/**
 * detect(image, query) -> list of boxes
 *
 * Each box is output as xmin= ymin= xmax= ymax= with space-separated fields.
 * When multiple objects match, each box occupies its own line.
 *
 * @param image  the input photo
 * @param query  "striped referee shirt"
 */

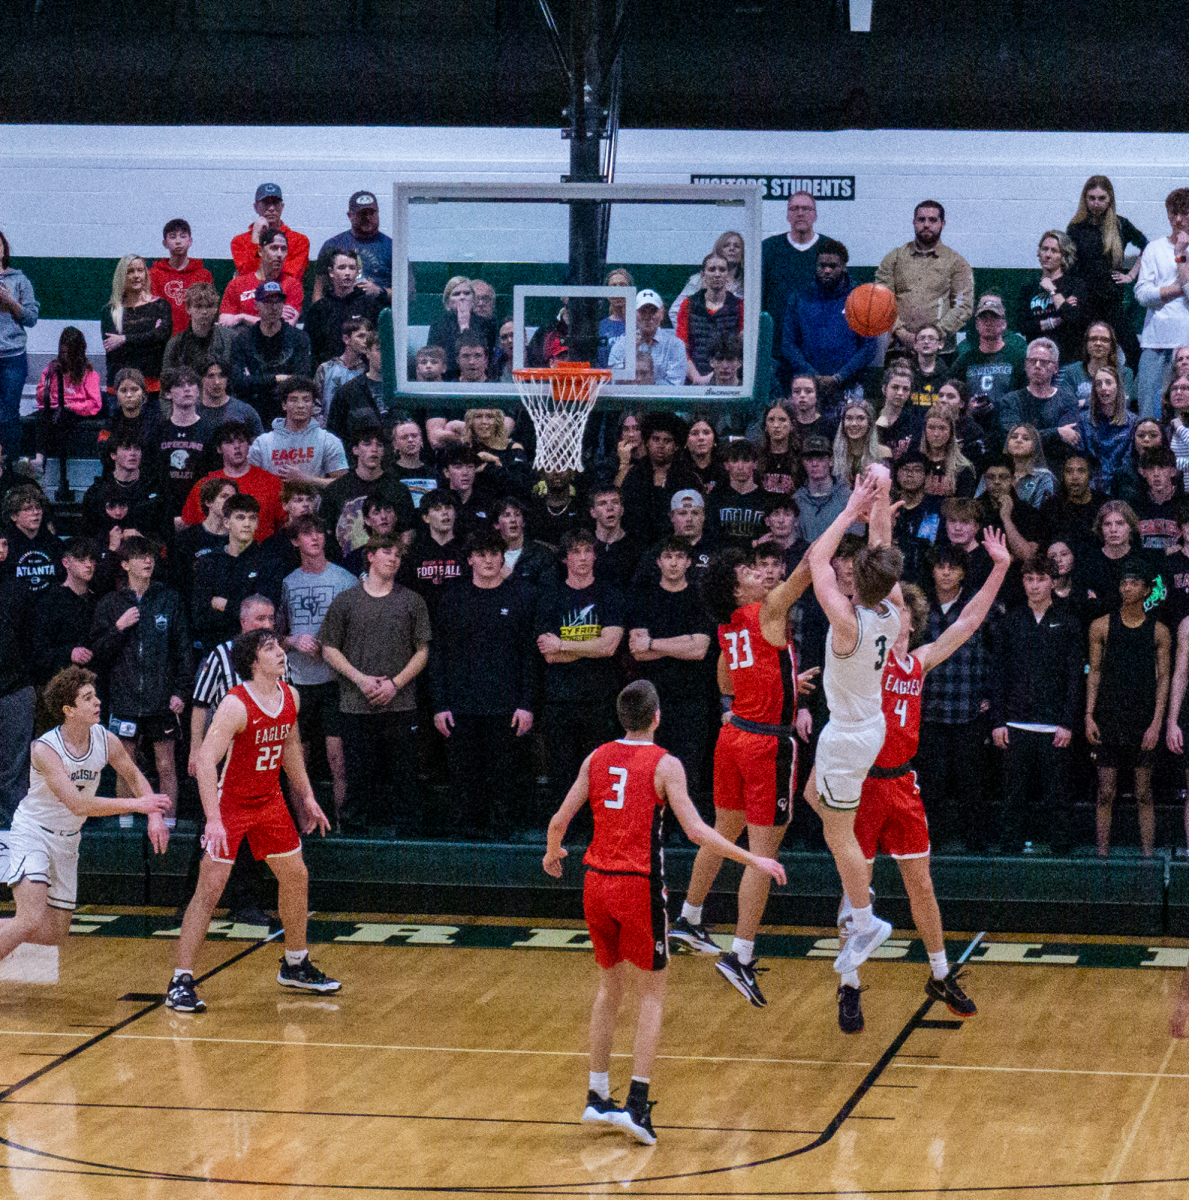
xmin=192 ymin=640 xmax=290 ymax=708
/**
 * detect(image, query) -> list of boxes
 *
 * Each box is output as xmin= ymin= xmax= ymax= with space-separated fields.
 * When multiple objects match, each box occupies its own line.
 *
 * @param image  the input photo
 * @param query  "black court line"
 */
xmin=917 ymin=1019 xmax=963 ymax=1029
xmin=0 ymin=929 xmax=280 ymax=1103
xmin=0 ymin=933 xmax=989 ymax=1193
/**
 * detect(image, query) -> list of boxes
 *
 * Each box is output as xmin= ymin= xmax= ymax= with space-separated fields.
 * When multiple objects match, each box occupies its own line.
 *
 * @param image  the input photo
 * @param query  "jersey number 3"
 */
xmin=874 ymin=635 xmax=888 ymax=671
xmin=724 ymin=629 xmax=754 ymax=670
xmin=606 ymin=767 xmax=628 ymax=809
xmin=255 ymin=744 xmax=283 ymax=772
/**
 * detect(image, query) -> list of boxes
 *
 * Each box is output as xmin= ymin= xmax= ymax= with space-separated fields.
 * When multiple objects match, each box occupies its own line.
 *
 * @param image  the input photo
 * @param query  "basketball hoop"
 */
xmin=513 ymin=363 xmax=611 ymax=473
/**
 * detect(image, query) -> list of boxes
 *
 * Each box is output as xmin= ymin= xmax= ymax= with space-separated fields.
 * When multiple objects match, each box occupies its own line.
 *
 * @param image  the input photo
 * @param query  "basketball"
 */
xmin=845 ymin=283 xmax=898 ymax=337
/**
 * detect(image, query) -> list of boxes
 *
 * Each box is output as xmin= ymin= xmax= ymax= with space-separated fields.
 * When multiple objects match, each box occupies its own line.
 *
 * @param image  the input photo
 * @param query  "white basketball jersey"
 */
xmin=824 ymin=601 xmax=901 ymax=725
xmin=18 ymin=725 xmax=109 ymax=835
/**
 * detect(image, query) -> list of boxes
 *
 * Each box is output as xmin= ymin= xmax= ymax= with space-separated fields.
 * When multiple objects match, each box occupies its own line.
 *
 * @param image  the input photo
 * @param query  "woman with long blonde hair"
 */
xmin=832 ymin=400 xmax=888 ymax=486
xmin=100 ymin=254 xmax=171 ymax=398
xmin=668 ymin=230 xmax=745 ymax=325
xmin=1066 ymin=175 xmax=1148 ymax=333
xmin=1001 ymin=423 xmax=1056 ymax=508
xmin=919 ymin=408 xmax=975 ymax=497
xmin=465 ymin=407 xmax=530 ymax=497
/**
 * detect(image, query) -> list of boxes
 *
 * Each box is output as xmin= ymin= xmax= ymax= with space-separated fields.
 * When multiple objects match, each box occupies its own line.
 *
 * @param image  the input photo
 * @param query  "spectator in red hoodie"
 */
xmin=229 ymin=183 xmax=310 ymax=285
xmin=149 ymin=220 xmax=213 ymax=336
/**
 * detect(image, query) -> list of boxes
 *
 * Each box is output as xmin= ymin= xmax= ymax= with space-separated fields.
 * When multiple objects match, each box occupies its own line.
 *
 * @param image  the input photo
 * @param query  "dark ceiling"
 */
xmin=0 ymin=0 xmax=1153 ymax=131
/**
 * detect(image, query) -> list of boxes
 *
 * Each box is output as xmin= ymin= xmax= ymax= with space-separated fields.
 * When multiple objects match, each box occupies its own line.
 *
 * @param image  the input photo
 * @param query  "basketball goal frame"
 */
xmin=390 ymin=180 xmax=764 ymax=406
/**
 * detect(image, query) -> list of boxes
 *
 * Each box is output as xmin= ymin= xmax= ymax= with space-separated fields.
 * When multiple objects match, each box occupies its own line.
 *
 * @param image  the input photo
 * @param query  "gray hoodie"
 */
xmin=248 ymin=417 xmax=348 ymax=480
xmin=0 ymin=267 xmax=38 ymax=358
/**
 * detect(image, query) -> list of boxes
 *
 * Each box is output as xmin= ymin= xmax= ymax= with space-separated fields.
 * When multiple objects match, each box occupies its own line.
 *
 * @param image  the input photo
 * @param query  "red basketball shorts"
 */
xmin=211 ymin=790 xmax=302 ymax=864
xmin=583 ymin=869 xmax=668 ymax=972
xmin=713 ymin=722 xmax=794 ymax=827
xmin=855 ymin=770 xmax=931 ymax=861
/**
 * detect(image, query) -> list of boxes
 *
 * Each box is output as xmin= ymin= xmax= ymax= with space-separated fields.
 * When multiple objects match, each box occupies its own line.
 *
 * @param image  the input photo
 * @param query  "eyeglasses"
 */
xmin=1025 ymin=357 xmax=1056 ymax=365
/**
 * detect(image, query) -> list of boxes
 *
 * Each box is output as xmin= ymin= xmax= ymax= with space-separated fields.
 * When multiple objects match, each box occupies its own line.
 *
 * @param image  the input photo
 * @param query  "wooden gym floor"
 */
xmin=0 ymin=910 xmax=1187 ymax=1197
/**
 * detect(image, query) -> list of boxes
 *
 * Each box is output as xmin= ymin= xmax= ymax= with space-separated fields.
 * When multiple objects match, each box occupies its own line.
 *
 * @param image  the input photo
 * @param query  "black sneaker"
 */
xmin=616 ymin=1100 xmax=657 ymax=1146
xmin=925 ymin=969 xmax=977 ymax=1017
xmin=165 ymin=973 xmax=206 ymax=1013
xmin=277 ymin=955 xmax=342 ymax=992
xmin=715 ymin=951 xmax=767 ymax=1007
xmin=581 ymin=1091 xmax=623 ymax=1128
xmin=668 ymin=916 xmax=719 ymax=955
xmin=837 ymin=984 xmax=865 ymax=1034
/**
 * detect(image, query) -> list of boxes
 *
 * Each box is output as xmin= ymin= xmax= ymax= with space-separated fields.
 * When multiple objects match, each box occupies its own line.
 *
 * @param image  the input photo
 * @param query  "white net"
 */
xmin=513 ymin=367 xmax=611 ymax=473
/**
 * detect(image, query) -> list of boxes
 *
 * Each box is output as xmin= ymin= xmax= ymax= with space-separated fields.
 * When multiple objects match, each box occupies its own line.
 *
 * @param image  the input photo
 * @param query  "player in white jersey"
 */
xmin=806 ymin=468 xmax=904 ymax=976
xmin=0 ymin=667 xmax=170 ymax=967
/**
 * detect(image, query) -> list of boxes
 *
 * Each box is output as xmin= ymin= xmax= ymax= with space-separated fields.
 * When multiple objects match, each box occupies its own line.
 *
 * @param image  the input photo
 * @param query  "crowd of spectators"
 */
xmin=3 ymin=175 xmax=1189 ymax=861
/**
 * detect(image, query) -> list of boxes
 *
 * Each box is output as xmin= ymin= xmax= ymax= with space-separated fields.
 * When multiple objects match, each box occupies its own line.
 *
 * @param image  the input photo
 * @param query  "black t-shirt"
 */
xmin=1132 ymin=490 xmax=1182 ymax=554
xmin=321 ymin=471 xmax=416 ymax=556
xmin=391 ymin=463 xmax=440 ymax=511
xmin=893 ymin=496 xmax=943 ymax=586
xmin=710 ymin=485 xmax=771 ymax=549
xmin=158 ymin=417 xmax=214 ymax=513
xmin=793 ymin=415 xmax=837 ymax=448
xmin=911 ymin=364 xmax=951 ymax=408
xmin=534 ymin=580 xmax=624 ymax=706
xmin=627 ymin=583 xmax=715 ymax=698
xmin=593 ymin=532 xmax=647 ymax=592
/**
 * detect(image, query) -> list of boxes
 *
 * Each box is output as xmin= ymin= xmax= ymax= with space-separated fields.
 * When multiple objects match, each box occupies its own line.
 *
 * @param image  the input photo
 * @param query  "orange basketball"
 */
xmin=845 ymin=283 xmax=898 ymax=338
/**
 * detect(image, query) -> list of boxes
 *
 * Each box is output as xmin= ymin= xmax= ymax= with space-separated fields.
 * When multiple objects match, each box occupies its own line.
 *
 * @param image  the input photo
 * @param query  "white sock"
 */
xmin=589 ymin=1070 xmax=610 ymax=1100
xmin=284 ymin=949 xmax=308 ymax=966
xmin=172 ymin=968 xmax=190 ymax=982
xmin=851 ymin=904 xmax=876 ymax=934
xmin=631 ymin=1075 xmax=650 ymax=1085
xmin=841 ymin=970 xmax=860 ymax=988
xmin=928 ymin=950 xmax=950 ymax=981
xmin=681 ymin=901 xmax=703 ymax=925
xmin=732 ymin=937 xmax=755 ymax=965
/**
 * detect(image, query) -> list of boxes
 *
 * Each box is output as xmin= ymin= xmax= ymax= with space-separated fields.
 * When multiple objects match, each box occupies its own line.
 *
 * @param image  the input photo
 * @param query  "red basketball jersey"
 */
xmin=874 ymin=652 xmax=923 ymax=769
xmin=718 ymin=602 xmax=798 ymax=726
xmin=218 ymin=681 xmax=297 ymax=809
xmin=584 ymin=740 xmax=668 ymax=878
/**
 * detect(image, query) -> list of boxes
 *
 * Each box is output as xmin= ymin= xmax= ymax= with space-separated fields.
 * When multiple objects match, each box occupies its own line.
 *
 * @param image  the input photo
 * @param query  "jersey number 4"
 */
xmin=255 ymin=744 xmax=283 ymax=772
xmin=724 ymin=629 xmax=754 ymax=670
xmin=893 ymin=697 xmax=909 ymax=727
xmin=606 ymin=767 xmax=628 ymax=809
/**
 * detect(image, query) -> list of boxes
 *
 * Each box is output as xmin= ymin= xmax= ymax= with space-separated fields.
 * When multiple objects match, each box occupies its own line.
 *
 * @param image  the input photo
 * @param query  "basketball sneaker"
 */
xmin=833 ymin=916 xmax=892 ymax=976
xmin=925 ymin=969 xmax=977 ymax=1017
xmin=715 ymin=952 xmax=767 ymax=1007
xmin=668 ymin=916 xmax=719 ymax=955
xmin=581 ymin=1091 xmax=623 ymax=1128
xmin=165 ymin=973 xmax=206 ymax=1013
xmin=277 ymin=955 xmax=342 ymax=992
xmin=615 ymin=1100 xmax=657 ymax=1146
xmin=836 ymin=984 xmax=865 ymax=1034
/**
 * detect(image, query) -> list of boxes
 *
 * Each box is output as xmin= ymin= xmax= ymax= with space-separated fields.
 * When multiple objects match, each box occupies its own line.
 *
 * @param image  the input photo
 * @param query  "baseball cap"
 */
xmin=255 ymin=183 xmax=283 ymax=203
xmin=802 ymin=435 xmax=832 ymax=457
xmin=349 ymin=191 xmax=378 ymax=212
xmin=255 ymin=280 xmax=286 ymax=303
xmin=635 ymin=289 xmax=664 ymax=310
xmin=670 ymin=489 xmax=705 ymax=510
xmin=1119 ymin=557 xmax=1152 ymax=585
xmin=975 ymin=294 xmax=1006 ymax=317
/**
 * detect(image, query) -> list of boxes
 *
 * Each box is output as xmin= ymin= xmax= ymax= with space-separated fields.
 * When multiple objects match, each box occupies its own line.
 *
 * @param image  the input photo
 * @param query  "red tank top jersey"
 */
xmin=218 ymin=681 xmax=297 ymax=808
xmin=874 ymin=652 xmax=924 ymax=769
xmin=584 ymin=740 xmax=669 ymax=878
xmin=718 ymin=602 xmax=798 ymax=726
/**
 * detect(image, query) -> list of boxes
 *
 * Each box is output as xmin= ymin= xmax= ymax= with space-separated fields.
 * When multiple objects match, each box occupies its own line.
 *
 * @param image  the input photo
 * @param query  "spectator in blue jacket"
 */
xmin=782 ymin=242 xmax=876 ymax=412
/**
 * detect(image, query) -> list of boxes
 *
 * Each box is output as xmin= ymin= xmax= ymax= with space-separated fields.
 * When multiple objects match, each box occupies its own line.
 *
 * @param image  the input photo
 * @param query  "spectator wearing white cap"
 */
xmin=230 ymin=183 xmax=310 ymax=285
xmin=607 ymin=290 xmax=689 ymax=387
xmin=315 ymin=191 xmax=398 ymax=303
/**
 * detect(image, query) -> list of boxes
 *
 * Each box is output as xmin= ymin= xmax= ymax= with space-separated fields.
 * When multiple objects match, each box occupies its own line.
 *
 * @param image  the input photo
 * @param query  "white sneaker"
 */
xmin=833 ymin=916 xmax=892 ymax=975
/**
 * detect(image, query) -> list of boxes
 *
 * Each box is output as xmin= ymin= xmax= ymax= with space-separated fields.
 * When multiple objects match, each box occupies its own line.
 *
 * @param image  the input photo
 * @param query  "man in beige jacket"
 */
xmin=876 ymin=200 xmax=974 ymax=354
